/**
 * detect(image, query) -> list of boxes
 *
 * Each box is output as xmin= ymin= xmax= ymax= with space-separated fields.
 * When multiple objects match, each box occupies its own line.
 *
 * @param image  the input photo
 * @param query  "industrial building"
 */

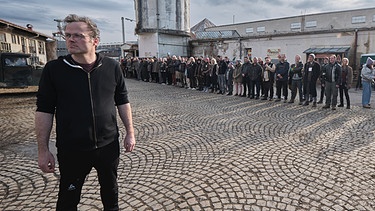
xmin=190 ymin=7 xmax=375 ymax=72
xmin=134 ymin=0 xmax=190 ymax=57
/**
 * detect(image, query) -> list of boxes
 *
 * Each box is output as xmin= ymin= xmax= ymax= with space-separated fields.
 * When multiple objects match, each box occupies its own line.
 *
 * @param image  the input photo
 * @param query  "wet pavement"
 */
xmin=1 ymin=80 xmax=375 ymax=210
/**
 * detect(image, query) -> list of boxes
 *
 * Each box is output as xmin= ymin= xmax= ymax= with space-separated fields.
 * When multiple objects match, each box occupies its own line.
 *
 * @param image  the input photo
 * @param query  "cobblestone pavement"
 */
xmin=1 ymin=80 xmax=375 ymax=210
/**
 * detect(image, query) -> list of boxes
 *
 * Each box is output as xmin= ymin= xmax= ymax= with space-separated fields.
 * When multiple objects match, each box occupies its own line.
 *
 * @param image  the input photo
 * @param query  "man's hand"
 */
xmin=124 ymin=133 xmax=135 ymax=152
xmin=38 ymin=150 xmax=55 ymax=173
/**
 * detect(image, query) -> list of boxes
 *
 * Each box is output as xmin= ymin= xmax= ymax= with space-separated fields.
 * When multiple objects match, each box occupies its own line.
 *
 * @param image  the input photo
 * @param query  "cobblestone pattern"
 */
xmin=1 ymin=80 xmax=375 ymax=210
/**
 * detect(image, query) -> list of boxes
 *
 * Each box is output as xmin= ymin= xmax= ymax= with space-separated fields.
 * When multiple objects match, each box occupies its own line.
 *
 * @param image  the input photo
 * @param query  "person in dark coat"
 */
xmin=302 ymin=54 xmax=321 ymax=107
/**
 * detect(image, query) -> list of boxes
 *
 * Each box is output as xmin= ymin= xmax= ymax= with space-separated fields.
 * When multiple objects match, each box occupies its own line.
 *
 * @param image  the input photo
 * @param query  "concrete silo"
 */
xmin=134 ymin=0 xmax=190 ymax=57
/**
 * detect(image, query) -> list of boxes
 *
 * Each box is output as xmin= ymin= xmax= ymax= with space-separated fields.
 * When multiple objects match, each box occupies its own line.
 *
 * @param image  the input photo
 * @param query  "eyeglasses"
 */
xmin=63 ymin=33 xmax=90 ymax=40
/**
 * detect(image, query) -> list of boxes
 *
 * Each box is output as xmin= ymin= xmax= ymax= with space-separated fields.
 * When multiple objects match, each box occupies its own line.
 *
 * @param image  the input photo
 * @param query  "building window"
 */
xmin=245 ymin=48 xmax=252 ymax=58
xmin=21 ymin=37 xmax=26 ymax=53
xmin=38 ymin=41 xmax=45 ymax=54
xmin=257 ymin=26 xmax=265 ymax=32
xmin=245 ymin=27 xmax=254 ymax=33
xmin=11 ymin=35 xmax=17 ymax=44
xmin=0 ymin=33 xmax=6 ymax=42
xmin=0 ymin=42 xmax=11 ymax=52
xmin=352 ymin=16 xmax=366 ymax=24
xmin=291 ymin=22 xmax=301 ymax=29
xmin=29 ymin=40 xmax=36 ymax=54
xmin=305 ymin=20 xmax=317 ymax=28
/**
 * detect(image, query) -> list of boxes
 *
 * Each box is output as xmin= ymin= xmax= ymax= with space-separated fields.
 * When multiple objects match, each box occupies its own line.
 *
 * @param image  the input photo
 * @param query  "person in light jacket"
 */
xmin=361 ymin=57 xmax=375 ymax=108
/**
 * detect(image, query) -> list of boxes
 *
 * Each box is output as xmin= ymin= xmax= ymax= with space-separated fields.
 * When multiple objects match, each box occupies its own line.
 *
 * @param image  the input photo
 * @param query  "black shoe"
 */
xmin=322 ymin=105 xmax=330 ymax=109
xmin=217 ymin=91 xmax=222 ymax=94
xmin=227 ymin=92 xmax=232 ymax=96
xmin=338 ymin=104 xmax=344 ymax=107
xmin=241 ymin=94 xmax=246 ymax=97
xmin=312 ymin=102 xmax=317 ymax=107
xmin=261 ymin=97 xmax=267 ymax=100
xmin=332 ymin=106 xmax=336 ymax=110
xmin=249 ymin=96 xmax=254 ymax=99
xmin=275 ymin=98 xmax=281 ymax=102
xmin=288 ymin=100 xmax=294 ymax=103
xmin=346 ymin=106 xmax=350 ymax=109
xmin=317 ymin=101 xmax=323 ymax=104
xmin=303 ymin=101 xmax=309 ymax=106
xmin=255 ymin=97 xmax=259 ymax=100
xmin=234 ymin=94 xmax=238 ymax=96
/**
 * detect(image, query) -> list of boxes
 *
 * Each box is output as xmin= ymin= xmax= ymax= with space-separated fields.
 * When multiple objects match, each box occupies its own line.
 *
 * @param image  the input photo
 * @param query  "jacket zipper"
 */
xmin=63 ymin=58 xmax=103 ymax=148
xmin=88 ymin=72 xmax=98 ymax=148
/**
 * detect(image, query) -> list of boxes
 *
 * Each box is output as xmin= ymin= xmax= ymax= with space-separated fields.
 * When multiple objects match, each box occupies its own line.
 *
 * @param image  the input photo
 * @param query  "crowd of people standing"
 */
xmin=121 ymin=53 xmax=375 ymax=109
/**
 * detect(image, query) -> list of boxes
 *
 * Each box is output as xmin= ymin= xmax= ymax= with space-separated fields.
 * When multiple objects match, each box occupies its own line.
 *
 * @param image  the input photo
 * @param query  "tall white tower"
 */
xmin=134 ymin=0 xmax=190 ymax=57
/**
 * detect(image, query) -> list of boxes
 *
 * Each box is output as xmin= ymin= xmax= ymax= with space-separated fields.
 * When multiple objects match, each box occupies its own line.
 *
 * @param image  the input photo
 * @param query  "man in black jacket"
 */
xmin=241 ymin=57 xmax=251 ymax=97
xmin=248 ymin=57 xmax=263 ymax=99
xmin=302 ymin=54 xmax=321 ymax=107
xmin=275 ymin=54 xmax=290 ymax=102
xmin=35 ymin=14 xmax=135 ymax=211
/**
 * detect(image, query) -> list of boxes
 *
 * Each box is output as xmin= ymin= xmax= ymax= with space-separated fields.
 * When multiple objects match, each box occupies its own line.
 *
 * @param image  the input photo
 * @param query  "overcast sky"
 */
xmin=1 ymin=0 xmax=374 ymax=44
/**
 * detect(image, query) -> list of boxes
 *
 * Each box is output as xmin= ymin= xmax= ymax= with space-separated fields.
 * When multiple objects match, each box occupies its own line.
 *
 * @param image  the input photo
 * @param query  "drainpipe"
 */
xmin=353 ymin=28 xmax=358 ymax=72
xmin=239 ymin=38 xmax=242 ymax=59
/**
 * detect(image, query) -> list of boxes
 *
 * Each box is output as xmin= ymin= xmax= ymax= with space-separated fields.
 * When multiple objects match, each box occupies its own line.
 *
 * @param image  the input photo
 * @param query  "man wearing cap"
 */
xmin=322 ymin=55 xmax=342 ymax=110
xmin=302 ymin=54 xmax=321 ymax=107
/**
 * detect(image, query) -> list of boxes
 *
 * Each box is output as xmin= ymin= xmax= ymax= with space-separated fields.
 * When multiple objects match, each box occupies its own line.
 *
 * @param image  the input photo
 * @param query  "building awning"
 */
xmin=303 ymin=46 xmax=350 ymax=54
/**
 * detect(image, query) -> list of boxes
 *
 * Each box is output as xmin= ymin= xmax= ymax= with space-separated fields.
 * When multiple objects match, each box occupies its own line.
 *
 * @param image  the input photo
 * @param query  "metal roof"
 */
xmin=193 ymin=30 xmax=240 ymax=40
xmin=303 ymin=46 xmax=350 ymax=54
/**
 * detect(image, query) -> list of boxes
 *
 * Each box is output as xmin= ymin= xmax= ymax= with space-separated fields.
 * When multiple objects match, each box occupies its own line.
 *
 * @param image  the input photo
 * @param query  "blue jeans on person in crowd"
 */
xmin=218 ymin=74 xmax=226 ymax=93
xmin=362 ymin=80 xmax=372 ymax=106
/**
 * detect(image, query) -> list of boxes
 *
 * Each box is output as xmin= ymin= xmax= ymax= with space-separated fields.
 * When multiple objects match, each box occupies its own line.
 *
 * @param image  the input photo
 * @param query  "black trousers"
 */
xmin=242 ymin=77 xmax=248 ymax=96
xmin=263 ymin=81 xmax=272 ymax=99
xmin=319 ymin=83 xmax=325 ymax=102
xmin=249 ymin=79 xmax=260 ymax=98
xmin=339 ymin=84 xmax=350 ymax=106
xmin=56 ymin=141 xmax=120 ymax=211
xmin=160 ymin=72 xmax=167 ymax=84
xmin=276 ymin=80 xmax=288 ymax=99
xmin=303 ymin=80 xmax=318 ymax=100
xmin=167 ymin=72 xmax=173 ymax=85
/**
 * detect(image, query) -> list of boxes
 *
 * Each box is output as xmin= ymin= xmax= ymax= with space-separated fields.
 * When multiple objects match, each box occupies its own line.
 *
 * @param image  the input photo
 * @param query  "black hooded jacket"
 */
xmin=36 ymin=53 xmax=129 ymax=151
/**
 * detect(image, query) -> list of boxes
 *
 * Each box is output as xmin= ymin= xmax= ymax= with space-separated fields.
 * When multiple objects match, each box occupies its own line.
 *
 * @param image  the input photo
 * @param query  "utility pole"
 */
xmin=121 ymin=17 xmax=125 ymax=44
xmin=156 ymin=0 xmax=160 ymax=58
